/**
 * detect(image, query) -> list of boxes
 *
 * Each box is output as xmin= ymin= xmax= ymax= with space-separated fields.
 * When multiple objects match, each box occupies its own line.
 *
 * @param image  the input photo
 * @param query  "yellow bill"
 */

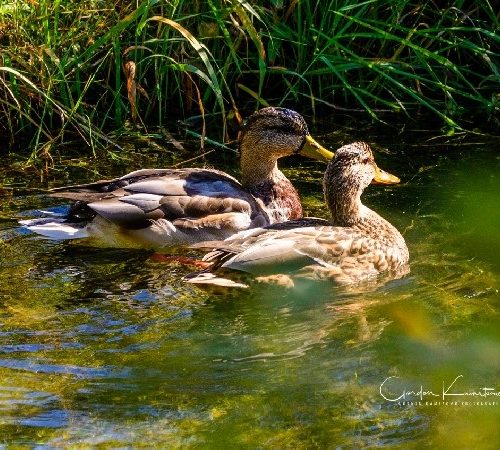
xmin=300 ymin=135 xmax=334 ymax=162
xmin=372 ymin=165 xmax=400 ymax=185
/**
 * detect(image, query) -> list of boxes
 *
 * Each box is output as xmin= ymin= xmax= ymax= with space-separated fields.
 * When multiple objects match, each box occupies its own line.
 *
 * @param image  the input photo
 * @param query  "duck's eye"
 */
xmin=361 ymin=157 xmax=371 ymax=164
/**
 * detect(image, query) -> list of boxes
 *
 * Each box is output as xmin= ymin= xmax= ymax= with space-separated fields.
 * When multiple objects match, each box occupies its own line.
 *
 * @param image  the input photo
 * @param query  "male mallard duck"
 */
xmin=20 ymin=107 xmax=333 ymax=249
xmin=187 ymin=142 xmax=409 ymax=287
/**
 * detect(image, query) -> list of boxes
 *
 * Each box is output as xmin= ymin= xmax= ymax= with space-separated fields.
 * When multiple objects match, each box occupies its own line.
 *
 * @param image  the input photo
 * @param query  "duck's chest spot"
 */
xmin=250 ymin=179 xmax=302 ymax=223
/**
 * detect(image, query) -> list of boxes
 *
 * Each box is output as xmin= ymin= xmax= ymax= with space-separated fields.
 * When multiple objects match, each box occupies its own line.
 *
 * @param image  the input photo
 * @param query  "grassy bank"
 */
xmin=1 ymin=0 xmax=499 ymax=159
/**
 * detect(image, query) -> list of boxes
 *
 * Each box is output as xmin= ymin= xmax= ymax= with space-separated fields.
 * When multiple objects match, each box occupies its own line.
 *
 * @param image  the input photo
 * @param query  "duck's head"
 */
xmin=323 ymin=142 xmax=400 ymax=222
xmin=325 ymin=142 xmax=399 ymax=189
xmin=240 ymin=107 xmax=333 ymax=164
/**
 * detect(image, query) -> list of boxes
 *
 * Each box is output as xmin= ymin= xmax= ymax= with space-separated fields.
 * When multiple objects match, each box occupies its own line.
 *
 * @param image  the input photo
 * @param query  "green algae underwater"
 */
xmin=0 ymin=123 xmax=499 ymax=447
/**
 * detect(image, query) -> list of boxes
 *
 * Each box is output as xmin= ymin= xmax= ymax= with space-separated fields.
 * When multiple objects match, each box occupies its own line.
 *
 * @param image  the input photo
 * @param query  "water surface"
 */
xmin=0 ymin=125 xmax=499 ymax=447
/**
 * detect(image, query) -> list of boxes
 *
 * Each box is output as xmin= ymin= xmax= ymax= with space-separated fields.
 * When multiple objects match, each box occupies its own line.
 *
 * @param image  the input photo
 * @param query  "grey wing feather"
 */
xmin=199 ymin=226 xmax=372 ymax=274
xmin=88 ymin=198 xmax=155 ymax=227
xmin=50 ymin=168 xmax=270 ymax=230
xmin=118 ymin=194 xmax=163 ymax=213
xmin=199 ymin=227 xmax=320 ymax=273
xmin=223 ymin=237 xmax=317 ymax=274
xmin=123 ymin=178 xmax=189 ymax=196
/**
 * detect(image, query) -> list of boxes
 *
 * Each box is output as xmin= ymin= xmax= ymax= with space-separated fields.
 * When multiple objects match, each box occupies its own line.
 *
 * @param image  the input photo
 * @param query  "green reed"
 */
xmin=0 ymin=0 xmax=498 ymax=160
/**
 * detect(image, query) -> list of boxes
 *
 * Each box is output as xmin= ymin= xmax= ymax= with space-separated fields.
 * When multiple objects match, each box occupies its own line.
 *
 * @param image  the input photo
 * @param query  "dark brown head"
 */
xmin=240 ymin=107 xmax=333 ymax=161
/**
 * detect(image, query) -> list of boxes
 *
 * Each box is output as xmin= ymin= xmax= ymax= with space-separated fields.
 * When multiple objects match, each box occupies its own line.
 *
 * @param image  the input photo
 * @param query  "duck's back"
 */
xmin=21 ymin=168 xmax=272 ymax=249
xmin=198 ymin=220 xmax=409 ymax=284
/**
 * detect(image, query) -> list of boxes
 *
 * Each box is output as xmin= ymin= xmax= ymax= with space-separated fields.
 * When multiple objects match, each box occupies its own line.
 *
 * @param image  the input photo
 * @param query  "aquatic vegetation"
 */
xmin=0 ymin=0 xmax=499 ymax=159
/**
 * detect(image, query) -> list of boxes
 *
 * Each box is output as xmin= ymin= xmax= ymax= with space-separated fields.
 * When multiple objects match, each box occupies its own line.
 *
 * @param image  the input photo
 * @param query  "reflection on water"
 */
xmin=0 ymin=127 xmax=498 ymax=446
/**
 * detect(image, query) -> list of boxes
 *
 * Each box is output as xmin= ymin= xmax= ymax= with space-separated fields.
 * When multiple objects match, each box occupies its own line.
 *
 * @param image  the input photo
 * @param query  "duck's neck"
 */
xmin=240 ymin=152 xmax=280 ymax=187
xmin=326 ymin=180 xmax=407 ymax=254
xmin=241 ymin=154 xmax=302 ymax=222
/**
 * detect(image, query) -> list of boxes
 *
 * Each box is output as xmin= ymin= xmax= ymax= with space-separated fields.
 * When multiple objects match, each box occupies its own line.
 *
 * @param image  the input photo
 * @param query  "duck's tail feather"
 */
xmin=19 ymin=218 xmax=89 ymax=240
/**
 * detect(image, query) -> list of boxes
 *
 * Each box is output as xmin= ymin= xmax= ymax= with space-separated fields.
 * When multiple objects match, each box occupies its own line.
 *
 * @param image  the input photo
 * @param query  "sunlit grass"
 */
xmin=0 ymin=0 xmax=498 ymax=161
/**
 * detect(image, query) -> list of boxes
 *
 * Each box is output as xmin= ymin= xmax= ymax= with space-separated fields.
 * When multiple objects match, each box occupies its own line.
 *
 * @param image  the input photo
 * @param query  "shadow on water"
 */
xmin=0 ymin=121 xmax=499 ymax=446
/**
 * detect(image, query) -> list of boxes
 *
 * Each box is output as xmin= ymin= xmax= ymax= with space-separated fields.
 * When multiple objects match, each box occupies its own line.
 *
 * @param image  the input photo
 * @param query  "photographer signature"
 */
xmin=379 ymin=375 xmax=500 ymax=402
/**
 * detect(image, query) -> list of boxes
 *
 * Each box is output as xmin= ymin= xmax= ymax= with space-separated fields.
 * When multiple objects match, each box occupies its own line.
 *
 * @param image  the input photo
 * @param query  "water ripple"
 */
xmin=0 ymin=358 xmax=129 ymax=379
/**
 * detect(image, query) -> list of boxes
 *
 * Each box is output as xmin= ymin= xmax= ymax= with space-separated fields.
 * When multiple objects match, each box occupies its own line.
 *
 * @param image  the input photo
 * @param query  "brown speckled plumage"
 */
xmin=190 ymin=142 xmax=409 ymax=287
xmin=323 ymin=142 xmax=408 ymax=262
xmin=248 ymin=173 xmax=302 ymax=222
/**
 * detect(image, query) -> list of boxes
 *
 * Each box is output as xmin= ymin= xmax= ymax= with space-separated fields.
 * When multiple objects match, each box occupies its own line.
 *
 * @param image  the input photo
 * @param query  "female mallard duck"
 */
xmin=21 ymin=107 xmax=333 ymax=249
xmin=187 ymin=142 xmax=409 ymax=287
